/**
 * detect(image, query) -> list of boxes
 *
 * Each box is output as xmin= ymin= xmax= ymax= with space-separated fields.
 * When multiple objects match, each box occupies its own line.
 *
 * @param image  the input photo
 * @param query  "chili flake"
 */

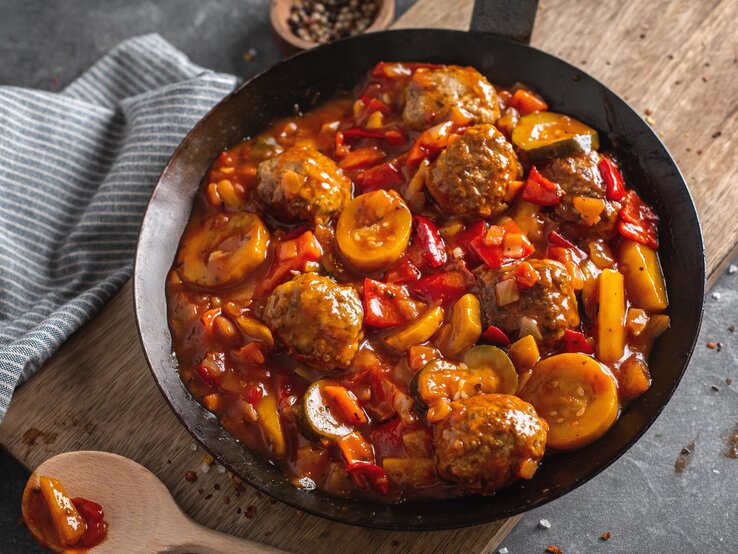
xmin=600 ymin=531 xmax=612 ymax=541
xmin=546 ymin=546 xmax=563 ymax=554
xmin=185 ymin=471 xmax=197 ymax=483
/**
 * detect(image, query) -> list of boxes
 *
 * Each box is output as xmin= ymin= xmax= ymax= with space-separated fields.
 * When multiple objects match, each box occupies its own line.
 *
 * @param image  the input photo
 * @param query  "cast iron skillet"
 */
xmin=133 ymin=0 xmax=705 ymax=530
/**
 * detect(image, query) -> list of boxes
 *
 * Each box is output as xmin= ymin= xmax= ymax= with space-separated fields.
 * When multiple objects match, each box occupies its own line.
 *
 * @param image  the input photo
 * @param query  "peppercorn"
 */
xmin=288 ymin=0 xmax=379 ymax=44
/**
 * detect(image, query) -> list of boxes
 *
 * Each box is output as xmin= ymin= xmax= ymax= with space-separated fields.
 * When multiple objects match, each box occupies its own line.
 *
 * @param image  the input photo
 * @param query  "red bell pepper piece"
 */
xmin=241 ymin=384 xmax=264 ymax=406
xmin=364 ymin=97 xmax=391 ymax=116
xmin=413 ymin=215 xmax=447 ymax=269
xmin=480 ymin=325 xmax=512 ymax=347
xmin=370 ymin=417 xmax=405 ymax=452
xmin=470 ymin=220 xmax=535 ymax=269
xmin=410 ymin=265 xmax=474 ymax=305
xmin=447 ymin=220 xmax=487 ymax=267
xmin=342 ymin=127 xmax=406 ymax=146
xmin=197 ymin=365 xmax=221 ymax=387
xmin=514 ymin=261 xmax=540 ymax=290
xmin=510 ymin=89 xmax=549 ymax=115
xmin=563 ymin=329 xmax=595 ymax=354
xmin=618 ymin=190 xmax=659 ymax=249
xmin=406 ymin=121 xmax=455 ymax=167
xmin=384 ymin=256 xmax=421 ymax=284
xmin=258 ymin=231 xmax=322 ymax=295
xmin=521 ymin=167 xmax=563 ymax=206
xmin=548 ymin=230 xmax=577 ymax=249
xmin=355 ymin=159 xmax=405 ymax=190
xmin=71 ymin=498 xmax=107 ymax=547
xmin=345 ymin=461 xmax=390 ymax=495
xmin=598 ymin=157 xmax=626 ymax=202
xmin=362 ymin=278 xmax=414 ymax=329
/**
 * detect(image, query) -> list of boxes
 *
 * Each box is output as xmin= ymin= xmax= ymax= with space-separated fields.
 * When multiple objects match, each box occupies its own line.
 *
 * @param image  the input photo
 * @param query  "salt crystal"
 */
xmin=539 ymin=519 xmax=552 ymax=529
xmin=217 ymin=465 xmax=226 ymax=474
xmin=728 ymin=264 xmax=737 ymax=275
xmin=202 ymin=463 xmax=211 ymax=474
xmin=498 ymin=548 xmax=509 ymax=554
xmin=713 ymin=469 xmax=721 ymax=474
xmin=712 ymin=292 xmax=721 ymax=300
xmin=190 ymin=443 xmax=198 ymax=451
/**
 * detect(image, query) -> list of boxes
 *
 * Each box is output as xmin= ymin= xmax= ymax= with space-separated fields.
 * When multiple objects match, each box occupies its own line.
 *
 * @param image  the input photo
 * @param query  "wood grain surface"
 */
xmin=2 ymin=0 xmax=737 ymax=552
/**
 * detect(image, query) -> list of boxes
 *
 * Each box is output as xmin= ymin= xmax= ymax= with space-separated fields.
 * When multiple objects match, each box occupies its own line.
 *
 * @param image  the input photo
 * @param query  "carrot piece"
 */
xmin=38 ymin=476 xmax=86 ymax=547
xmin=510 ymin=89 xmax=549 ymax=115
xmin=323 ymin=385 xmax=368 ymax=425
xmin=337 ymin=431 xmax=375 ymax=465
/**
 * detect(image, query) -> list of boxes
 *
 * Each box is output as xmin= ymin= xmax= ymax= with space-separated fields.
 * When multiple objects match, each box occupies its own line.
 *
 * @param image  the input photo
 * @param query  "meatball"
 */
xmin=476 ymin=259 xmax=580 ymax=347
xmin=426 ymin=125 xmax=521 ymax=219
xmin=540 ymin=152 xmax=619 ymax=241
xmin=257 ymin=146 xmax=352 ymax=224
xmin=434 ymin=394 xmax=548 ymax=493
xmin=402 ymin=66 xmax=501 ymax=130
xmin=263 ymin=273 xmax=363 ymax=372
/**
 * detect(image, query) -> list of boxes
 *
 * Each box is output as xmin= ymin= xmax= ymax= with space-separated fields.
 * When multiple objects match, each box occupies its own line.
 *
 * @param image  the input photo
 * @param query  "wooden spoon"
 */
xmin=22 ymin=450 xmax=284 ymax=553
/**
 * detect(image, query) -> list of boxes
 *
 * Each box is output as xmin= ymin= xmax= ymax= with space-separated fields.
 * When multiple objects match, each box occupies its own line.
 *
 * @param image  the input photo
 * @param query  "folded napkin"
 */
xmin=0 ymin=34 xmax=237 ymax=419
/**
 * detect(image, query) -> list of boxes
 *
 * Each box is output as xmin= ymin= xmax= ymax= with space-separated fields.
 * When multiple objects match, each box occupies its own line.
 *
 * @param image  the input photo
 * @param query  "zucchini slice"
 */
xmin=411 ymin=346 xmax=518 ymax=410
xmin=512 ymin=111 xmax=600 ymax=162
xmin=298 ymin=380 xmax=353 ymax=441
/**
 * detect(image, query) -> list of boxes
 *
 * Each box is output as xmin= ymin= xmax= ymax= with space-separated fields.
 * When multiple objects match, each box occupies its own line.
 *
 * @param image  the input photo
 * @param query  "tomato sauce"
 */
xmin=166 ymin=62 xmax=669 ymax=502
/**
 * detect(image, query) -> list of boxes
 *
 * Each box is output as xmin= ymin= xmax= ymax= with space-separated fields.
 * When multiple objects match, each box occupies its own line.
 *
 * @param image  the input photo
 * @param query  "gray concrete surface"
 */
xmin=1 ymin=1 xmax=736 ymax=552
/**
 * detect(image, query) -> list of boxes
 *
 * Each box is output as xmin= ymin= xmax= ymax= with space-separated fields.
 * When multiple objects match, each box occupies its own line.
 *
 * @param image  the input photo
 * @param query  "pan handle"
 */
xmin=470 ymin=0 xmax=539 ymax=44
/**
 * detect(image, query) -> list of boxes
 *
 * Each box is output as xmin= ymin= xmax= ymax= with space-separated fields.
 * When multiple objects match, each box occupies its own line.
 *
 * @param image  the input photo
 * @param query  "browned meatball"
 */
xmin=434 ymin=394 xmax=548 ymax=493
xmin=476 ymin=259 xmax=580 ymax=347
xmin=263 ymin=273 xmax=363 ymax=372
xmin=540 ymin=152 xmax=619 ymax=241
xmin=257 ymin=146 xmax=352 ymax=224
xmin=426 ymin=124 xmax=520 ymax=219
xmin=402 ymin=66 xmax=501 ymax=130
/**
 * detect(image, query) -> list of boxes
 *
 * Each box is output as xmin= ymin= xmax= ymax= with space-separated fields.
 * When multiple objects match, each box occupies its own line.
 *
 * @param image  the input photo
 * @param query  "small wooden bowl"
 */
xmin=270 ymin=0 xmax=395 ymax=51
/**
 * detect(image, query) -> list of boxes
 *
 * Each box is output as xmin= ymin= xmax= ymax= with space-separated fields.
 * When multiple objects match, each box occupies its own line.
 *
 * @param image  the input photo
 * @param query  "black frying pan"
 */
xmin=133 ymin=0 xmax=705 ymax=530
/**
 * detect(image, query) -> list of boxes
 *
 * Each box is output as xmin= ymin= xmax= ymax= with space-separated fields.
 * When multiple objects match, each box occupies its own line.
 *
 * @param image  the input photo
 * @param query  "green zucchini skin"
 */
xmin=512 ymin=111 xmax=600 ymax=162
xmin=298 ymin=380 xmax=353 ymax=441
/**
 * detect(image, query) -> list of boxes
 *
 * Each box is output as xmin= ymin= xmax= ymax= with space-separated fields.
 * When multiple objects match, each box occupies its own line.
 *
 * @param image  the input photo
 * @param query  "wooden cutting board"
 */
xmin=2 ymin=0 xmax=736 ymax=552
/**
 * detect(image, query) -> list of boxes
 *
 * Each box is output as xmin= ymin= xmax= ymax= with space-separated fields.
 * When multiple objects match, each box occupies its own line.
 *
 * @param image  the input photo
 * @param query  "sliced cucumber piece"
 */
xmin=512 ymin=111 xmax=599 ymax=162
xmin=298 ymin=380 xmax=353 ymax=441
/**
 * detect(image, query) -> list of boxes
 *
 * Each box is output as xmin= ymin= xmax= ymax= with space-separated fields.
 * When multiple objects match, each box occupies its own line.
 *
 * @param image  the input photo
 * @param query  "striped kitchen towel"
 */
xmin=0 ymin=34 xmax=237 ymax=420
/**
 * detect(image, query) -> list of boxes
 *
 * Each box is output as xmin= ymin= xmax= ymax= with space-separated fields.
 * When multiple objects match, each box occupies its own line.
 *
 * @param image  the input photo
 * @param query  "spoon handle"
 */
xmin=171 ymin=522 xmax=285 ymax=554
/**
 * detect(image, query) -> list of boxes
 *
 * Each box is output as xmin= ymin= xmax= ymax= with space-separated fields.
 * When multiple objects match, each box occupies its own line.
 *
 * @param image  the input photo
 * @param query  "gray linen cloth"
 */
xmin=0 ymin=34 xmax=237 ymax=419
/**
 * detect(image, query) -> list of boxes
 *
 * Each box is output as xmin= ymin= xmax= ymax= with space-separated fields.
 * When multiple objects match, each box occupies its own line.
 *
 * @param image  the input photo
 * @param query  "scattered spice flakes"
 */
xmin=223 ymin=495 xmax=231 ymax=505
xmin=667 ymin=53 xmax=674 ymax=60
xmin=185 ymin=470 xmax=198 ymax=483
xmin=244 ymin=504 xmax=258 ymax=519
xmin=727 ymin=377 xmax=733 ymax=386
xmin=724 ymin=423 xmax=738 ymax=459
xmin=391 ymin=540 xmax=400 ymax=547
xmin=645 ymin=115 xmax=655 ymax=126
xmin=242 ymin=48 xmax=257 ymax=62
xmin=204 ymin=493 xmax=213 ymax=500
xmin=546 ymin=546 xmax=563 ymax=554
xmin=600 ymin=531 xmax=612 ymax=541
xmin=707 ymin=341 xmax=717 ymax=349
xmin=237 ymin=507 xmax=242 ymax=515
xmin=644 ymin=108 xmax=653 ymax=116
xmin=711 ymin=385 xmax=720 ymax=392
xmin=675 ymin=442 xmax=696 ymax=473
xmin=712 ymin=131 xmax=722 ymax=139
xmin=214 ymin=483 xmax=221 ymax=491
xmin=702 ymin=76 xmax=709 ymax=82
xmin=728 ymin=324 xmax=735 ymax=333
xmin=265 ymin=530 xmax=273 ymax=537
xmin=198 ymin=488 xmax=204 ymax=495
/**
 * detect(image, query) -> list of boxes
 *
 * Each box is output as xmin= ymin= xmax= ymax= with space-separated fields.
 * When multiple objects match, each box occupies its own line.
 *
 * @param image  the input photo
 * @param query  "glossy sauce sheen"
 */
xmin=166 ymin=62 xmax=668 ymax=502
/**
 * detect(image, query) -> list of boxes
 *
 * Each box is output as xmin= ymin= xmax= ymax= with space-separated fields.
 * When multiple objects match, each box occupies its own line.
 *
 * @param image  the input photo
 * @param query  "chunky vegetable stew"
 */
xmin=167 ymin=62 xmax=669 ymax=502
xmin=23 ymin=475 xmax=108 ymax=551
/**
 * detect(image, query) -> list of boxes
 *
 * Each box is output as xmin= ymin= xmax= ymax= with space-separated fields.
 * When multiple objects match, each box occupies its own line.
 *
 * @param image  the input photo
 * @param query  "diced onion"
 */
xmin=495 ymin=278 xmax=520 ymax=307
xmin=519 ymin=316 xmax=543 ymax=343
